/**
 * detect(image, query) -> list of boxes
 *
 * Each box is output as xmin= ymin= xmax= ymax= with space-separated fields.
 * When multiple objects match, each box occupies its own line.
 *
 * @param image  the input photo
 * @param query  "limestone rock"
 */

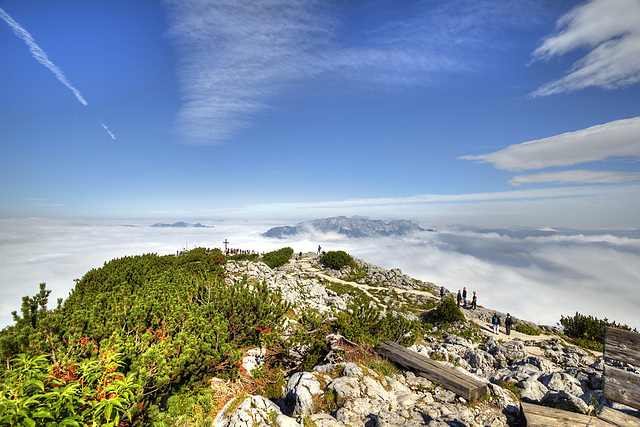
xmin=214 ymin=395 xmax=285 ymax=427
xmin=540 ymin=390 xmax=590 ymax=414
xmin=283 ymin=372 xmax=323 ymax=415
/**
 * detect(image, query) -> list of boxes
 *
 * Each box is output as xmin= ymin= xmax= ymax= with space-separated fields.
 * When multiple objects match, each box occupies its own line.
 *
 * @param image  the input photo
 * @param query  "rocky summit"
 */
xmin=262 ymin=216 xmax=431 ymax=238
xmin=217 ymin=252 xmax=640 ymax=427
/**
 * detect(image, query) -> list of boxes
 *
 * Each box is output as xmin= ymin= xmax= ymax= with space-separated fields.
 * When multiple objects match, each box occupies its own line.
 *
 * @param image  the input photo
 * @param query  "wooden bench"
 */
xmin=374 ymin=340 xmax=488 ymax=401
xmin=522 ymin=327 xmax=640 ymax=426
xmin=599 ymin=327 xmax=640 ymax=426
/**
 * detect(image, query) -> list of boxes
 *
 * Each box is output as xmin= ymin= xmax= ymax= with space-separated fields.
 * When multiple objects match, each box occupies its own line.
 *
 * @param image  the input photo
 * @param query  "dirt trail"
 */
xmin=291 ymin=254 xmax=571 ymax=354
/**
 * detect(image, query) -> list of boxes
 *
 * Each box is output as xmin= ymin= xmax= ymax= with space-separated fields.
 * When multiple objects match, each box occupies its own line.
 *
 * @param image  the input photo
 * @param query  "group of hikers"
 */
xmin=440 ymin=285 xmax=514 ymax=336
xmin=224 ymin=248 xmax=261 ymax=256
xmin=440 ymin=286 xmax=478 ymax=309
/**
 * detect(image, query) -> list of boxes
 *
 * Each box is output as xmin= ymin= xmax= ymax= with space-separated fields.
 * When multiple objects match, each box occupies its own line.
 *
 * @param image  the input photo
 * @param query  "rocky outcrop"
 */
xmin=220 ymin=254 xmax=635 ymax=426
xmin=217 ymin=332 xmax=614 ymax=427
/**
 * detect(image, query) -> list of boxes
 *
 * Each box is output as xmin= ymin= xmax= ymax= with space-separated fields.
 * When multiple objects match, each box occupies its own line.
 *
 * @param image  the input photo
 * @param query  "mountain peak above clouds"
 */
xmin=262 ymin=216 xmax=431 ymax=238
xmin=151 ymin=222 xmax=211 ymax=228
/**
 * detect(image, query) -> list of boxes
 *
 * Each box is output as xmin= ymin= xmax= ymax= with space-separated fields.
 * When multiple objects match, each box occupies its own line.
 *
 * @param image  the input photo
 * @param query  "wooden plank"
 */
xmin=603 ymin=365 xmax=640 ymax=410
xmin=521 ymin=402 xmax=615 ymax=427
xmin=375 ymin=341 xmax=486 ymax=400
xmin=605 ymin=327 xmax=640 ymax=367
xmin=376 ymin=341 xmax=484 ymax=394
xmin=377 ymin=342 xmax=480 ymax=388
xmin=599 ymin=406 xmax=640 ymax=427
xmin=375 ymin=341 xmax=488 ymax=401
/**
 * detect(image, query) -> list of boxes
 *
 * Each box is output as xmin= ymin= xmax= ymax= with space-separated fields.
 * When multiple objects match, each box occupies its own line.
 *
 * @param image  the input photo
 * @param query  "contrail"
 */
xmin=100 ymin=123 xmax=116 ymax=141
xmin=0 ymin=7 xmax=88 ymax=106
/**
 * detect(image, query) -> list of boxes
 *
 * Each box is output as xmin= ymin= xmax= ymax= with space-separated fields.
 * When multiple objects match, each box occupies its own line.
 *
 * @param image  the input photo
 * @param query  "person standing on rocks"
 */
xmin=505 ymin=313 xmax=513 ymax=335
xmin=317 ymin=245 xmax=321 ymax=256
xmin=457 ymin=290 xmax=462 ymax=307
xmin=492 ymin=313 xmax=500 ymax=335
xmin=471 ymin=291 xmax=477 ymax=309
xmin=462 ymin=287 xmax=467 ymax=307
xmin=440 ymin=286 xmax=445 ymax=300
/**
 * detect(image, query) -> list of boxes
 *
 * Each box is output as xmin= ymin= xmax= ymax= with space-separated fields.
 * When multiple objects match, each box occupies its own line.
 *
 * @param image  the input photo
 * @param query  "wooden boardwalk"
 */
xmin=522 ymin=327 xmax=640 ymax=427
xmin=374 ymin=341 xmax=488 ymax=401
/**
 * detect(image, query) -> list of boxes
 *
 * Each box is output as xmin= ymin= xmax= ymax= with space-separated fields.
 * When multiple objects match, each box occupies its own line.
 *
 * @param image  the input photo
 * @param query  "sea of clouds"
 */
xmin=1 ymin=217 xmax=639 ymax=331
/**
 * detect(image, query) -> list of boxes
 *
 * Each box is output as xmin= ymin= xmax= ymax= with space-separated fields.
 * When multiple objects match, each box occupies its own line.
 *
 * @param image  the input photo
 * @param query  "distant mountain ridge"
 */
xmin=263 ymin=216 xmax=431 ymax=238
xmin=151 ymin=222 xmax=210 ymax=228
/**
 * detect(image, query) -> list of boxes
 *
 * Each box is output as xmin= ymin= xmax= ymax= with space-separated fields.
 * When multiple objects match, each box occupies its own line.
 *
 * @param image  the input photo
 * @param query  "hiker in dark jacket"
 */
xmin=457 ymin=290 xmax=462 ymax=307
xmin=471 ymin=291 xmax=477 ymax=309
xmin=505 ymin=313 xmax=513 ymax=335
xmin=492 ymin=313 xmax=500 ymax=335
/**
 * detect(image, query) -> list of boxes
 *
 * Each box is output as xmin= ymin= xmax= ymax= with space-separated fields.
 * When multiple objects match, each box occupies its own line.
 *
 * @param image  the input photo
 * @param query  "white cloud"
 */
xmin=162 ymin=0 xmax=333 ymax=143
xmin=460 ymin=117 xmax=640 ymax=171
xmin=0 ymin=7 xmax=88 ymax=106
xmin=100 ymin=123 xmax=116 ymax=141
xmin=510 ymin=170 xmax=640 ymax=185
xmin=2 ymin=219 xmax=639 ymax=330
xmin=530 ymin=0 xmax=640 ymax=96
xmin=216 ymin=184 xmax=640 ymax=229
xmin=162 ymin=0 xmax=547 ymax=144
xmin=0 ymin=218 xmax=280 ymax=329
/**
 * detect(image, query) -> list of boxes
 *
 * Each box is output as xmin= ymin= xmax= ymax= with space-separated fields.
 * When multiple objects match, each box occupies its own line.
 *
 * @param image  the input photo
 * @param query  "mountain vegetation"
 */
xmin=1 ymin=247 xmax=638 ymax=426
xmin=0 ymin=248 xmax=287 ymax=425
xmin=319 ymin=250 xmax=354 ymax=270
xmin=559 ymin=312 xmax=637 ymax=352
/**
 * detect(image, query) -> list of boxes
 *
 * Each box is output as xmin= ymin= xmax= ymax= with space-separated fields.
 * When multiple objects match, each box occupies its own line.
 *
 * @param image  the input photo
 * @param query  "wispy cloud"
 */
xmin=510 ymin=170 xmax=640 ymax=186
xmin=460 ymin=117 xmax=640 ymax=171
xmin=163 ymin=0 xmax=334 ymax=143
xmin=221 ymin=184 xmax=640 ymax=229
xmin=163 ymin=0 xmax=545 ymax=144
xmin=100 ymin=124 xmax=116 ymax=141
xmin=26 ymin=198 xmax=64 ymax=208
xmin=530 ymin=0 xmax=640 ymax=97
xmin=0 ymin=7 xmax=88 ymax=106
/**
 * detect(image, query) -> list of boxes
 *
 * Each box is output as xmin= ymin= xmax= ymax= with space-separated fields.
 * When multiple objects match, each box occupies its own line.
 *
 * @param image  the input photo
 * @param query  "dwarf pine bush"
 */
xmin=0 ymin=249 xmax=287 ymax=424
xmin=559 ymin=312 xmax=637 ymax=352
xmin=427 ymin=297 xmax=465 ymax=325
xmin=320 ymin=250 xmax=354 ymax=270
xmin=262 ymin=247 xmax=294 ymax=269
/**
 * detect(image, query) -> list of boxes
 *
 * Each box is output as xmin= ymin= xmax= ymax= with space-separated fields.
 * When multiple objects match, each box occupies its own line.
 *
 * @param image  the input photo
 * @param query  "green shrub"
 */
xmin=262 ymin=247 xmax=294 ymax=269
xmin=426 ymin=297 xmax=465 ymax=325
xmin=320 ymin=251 xmax=354 ymax=270
xmin=515 ymin=323 xmax=541 ymax=336
xmin=334 ymin=304 xmax=420 ymax=346
xmin=0 ymin=249 xmax=287 ymax=424
xmin=227 ymin=253 xmax=258 ymax=262
xmin=0 ymin=352 xmax=138 ymax=427
xmin=559 ymin=312 xmax=637 ymax=352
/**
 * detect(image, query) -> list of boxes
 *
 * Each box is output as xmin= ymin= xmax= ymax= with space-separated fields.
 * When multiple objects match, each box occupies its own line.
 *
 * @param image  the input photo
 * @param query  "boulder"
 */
xmin=241 ymin=347 xmax=266 ymax=376
xmin=517 ymin=377 xmax=549 ymax=402
xmin=309 ymin=413 xmax=347 ymax=427
xmin=485 ymin=339 xmax=528 ymax=365
xmin=327 ymin=376 xmax=362 ymax=399
xmin=539 ymin=372 xmax=584 ymax=396
xmin=540 ymin=390 xmax=590 ymax=414
xmin=283 ymin=372 xmax=323 ymax=415
xmin=363 ymin=375 xmax=392 ymax=401
xmin=214 ymin=395 xmax=286 ymax=427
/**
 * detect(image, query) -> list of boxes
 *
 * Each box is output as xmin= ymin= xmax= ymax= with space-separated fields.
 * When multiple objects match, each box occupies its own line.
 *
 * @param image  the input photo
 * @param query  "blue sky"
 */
xmin=1 ymin=0 xmax=640 ymax=227
xmin=2 ymin=0 xmax=640 ymax=329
